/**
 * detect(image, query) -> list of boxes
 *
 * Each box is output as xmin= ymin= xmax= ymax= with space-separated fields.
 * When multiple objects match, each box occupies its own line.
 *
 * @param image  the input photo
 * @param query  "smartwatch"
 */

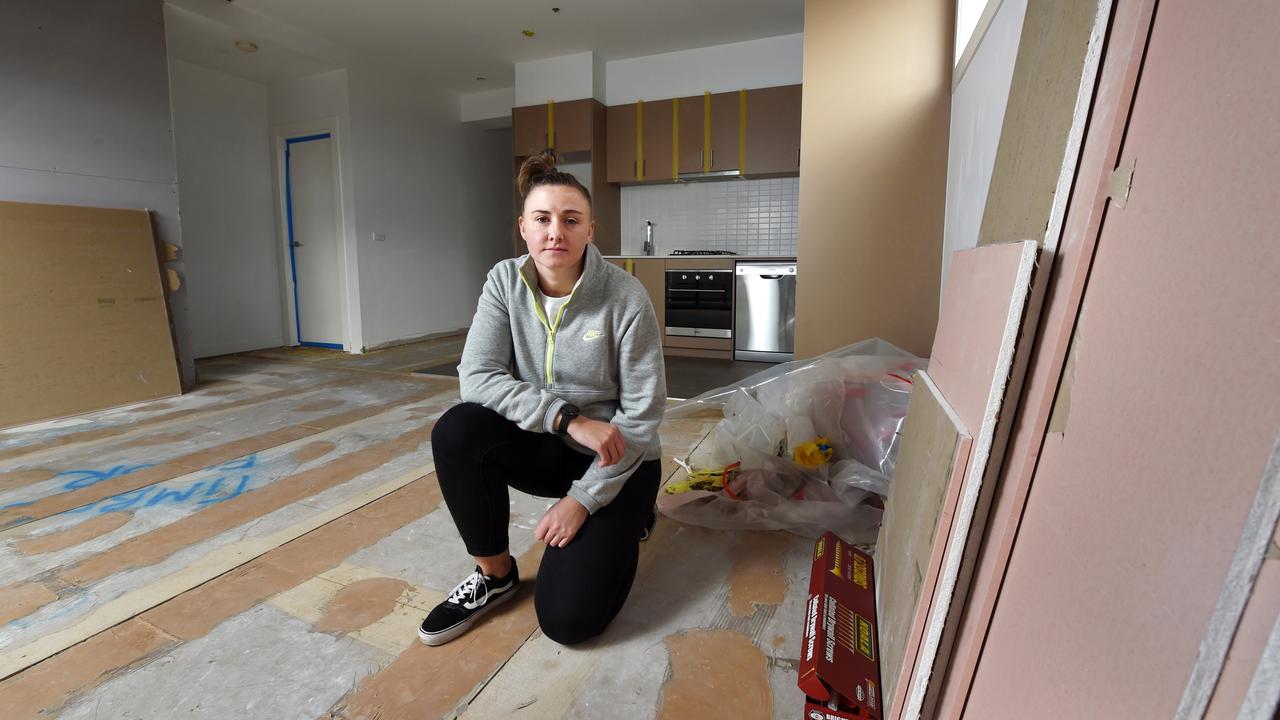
xmin=556 ymin=404 xmax=580 ymax=435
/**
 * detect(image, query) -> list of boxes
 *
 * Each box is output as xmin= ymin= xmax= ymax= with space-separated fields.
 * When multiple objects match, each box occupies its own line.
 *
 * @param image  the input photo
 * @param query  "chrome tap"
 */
xmin=643 ymin=221 xmax=654 ymax=256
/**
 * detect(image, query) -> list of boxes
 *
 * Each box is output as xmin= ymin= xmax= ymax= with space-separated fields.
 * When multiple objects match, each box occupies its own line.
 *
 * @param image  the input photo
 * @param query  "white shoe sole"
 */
xmin=417 ymin=585 xmax=518 ymax=647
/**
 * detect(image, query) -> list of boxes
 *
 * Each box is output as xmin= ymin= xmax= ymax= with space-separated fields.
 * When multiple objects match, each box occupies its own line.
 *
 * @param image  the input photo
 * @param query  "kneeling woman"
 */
xmin=419 ymin=149 xmax=666 ymax=646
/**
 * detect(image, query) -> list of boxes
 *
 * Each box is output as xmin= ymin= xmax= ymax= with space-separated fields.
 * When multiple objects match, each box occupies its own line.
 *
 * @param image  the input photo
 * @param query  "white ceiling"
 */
xmin=165 ymin=0 xmax=804 ymax=92
xmin=165 ymin=5 xmax=339 ymax=86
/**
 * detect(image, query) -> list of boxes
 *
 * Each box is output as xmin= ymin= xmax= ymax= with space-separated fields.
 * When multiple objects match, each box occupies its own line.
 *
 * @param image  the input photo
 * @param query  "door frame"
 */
xmin=269 ymin=117 xmax=362 ymax=352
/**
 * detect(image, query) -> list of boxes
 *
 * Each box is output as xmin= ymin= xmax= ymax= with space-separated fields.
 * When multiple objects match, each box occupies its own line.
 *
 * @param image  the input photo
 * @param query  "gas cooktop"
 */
xmin=668 ymin=249 xmax=738 ymax=255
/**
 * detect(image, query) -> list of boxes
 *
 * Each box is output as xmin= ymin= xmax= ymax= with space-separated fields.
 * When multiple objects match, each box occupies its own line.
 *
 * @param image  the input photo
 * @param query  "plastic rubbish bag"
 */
xmin=658 ymin=338 xmax=924 ymax=541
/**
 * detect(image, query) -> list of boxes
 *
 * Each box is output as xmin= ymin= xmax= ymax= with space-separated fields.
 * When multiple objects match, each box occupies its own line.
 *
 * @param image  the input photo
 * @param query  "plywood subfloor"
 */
xmin=0 ymin=337 xmax=814 ymax=719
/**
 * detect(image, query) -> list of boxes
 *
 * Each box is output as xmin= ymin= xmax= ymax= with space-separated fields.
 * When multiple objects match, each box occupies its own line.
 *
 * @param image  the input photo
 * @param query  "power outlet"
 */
xmin=372 ymin=231 xmax=387 ymax=242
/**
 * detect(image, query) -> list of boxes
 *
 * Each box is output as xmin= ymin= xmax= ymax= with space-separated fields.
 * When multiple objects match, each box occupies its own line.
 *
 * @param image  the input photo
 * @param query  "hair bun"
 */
xmin=516 ymin=148 xmax=559 ymax=198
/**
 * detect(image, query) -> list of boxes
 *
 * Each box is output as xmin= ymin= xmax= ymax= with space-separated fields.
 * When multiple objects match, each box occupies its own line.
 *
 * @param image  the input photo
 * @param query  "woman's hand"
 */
xmin=566 ymin=417 xmax=627 ymax=467
xmin=535 ymin=496 xmax=589 ymax=548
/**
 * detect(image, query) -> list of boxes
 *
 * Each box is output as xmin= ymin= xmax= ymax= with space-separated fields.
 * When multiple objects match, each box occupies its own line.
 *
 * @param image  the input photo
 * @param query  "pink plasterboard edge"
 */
xmin=936 ymin=0 xmax=1160 ymax=715
xmin=927 ymin=240 xmax=1041 ymax=436
xmin=901 ymin=240 xmax=1038 ymax=720
xmin=887 ymin=371 xmax=973 ymax=720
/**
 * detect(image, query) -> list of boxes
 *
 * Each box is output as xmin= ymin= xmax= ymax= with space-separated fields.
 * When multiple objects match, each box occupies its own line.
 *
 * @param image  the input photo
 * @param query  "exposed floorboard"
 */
xmin=0 ymin=335 xmax=813 ymax=719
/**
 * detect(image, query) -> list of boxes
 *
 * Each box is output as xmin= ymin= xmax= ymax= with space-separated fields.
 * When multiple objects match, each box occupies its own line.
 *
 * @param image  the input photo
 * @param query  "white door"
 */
xmin=286 ymin=134 xmax=343 ymax=348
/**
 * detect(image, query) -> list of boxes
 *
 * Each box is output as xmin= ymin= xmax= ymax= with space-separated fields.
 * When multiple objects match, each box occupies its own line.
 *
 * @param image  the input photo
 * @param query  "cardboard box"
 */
xmin=798 ymin=532 xmax=882 ymax=719
xmin=803 ymin=701 xmax=864 ymax=720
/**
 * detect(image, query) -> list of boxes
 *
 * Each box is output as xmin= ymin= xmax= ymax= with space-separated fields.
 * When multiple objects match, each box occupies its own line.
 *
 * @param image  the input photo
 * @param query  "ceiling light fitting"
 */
xmin=234 ymin=40 xmax=259 ymax=53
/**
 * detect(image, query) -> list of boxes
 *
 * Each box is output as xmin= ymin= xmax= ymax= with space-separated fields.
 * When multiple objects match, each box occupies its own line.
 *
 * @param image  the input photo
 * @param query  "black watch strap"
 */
xmin=556 ymin=404 xmax=580 ymax=435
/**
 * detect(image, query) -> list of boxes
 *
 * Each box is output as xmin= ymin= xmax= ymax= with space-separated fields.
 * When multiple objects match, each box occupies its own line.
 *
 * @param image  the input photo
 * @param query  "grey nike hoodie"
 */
xmin=458 ymin=243 xmax=666 ymax=514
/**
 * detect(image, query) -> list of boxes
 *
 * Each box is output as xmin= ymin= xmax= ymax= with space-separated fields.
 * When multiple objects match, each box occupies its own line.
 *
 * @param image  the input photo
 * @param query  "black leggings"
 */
xmin=431 ymin=402 xmax=661 ymax=645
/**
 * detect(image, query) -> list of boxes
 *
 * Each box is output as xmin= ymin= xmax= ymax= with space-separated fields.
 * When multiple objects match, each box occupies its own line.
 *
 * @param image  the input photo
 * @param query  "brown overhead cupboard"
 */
xmin=511 ymin=99 xmax=596 ymax=156
xmin=507 ymin=84 xmax=800 ymax=254
xmin=508 ymin=98 xmax=621 ymax=256
xmin=604 ymin=84 xmax=802 ymax=183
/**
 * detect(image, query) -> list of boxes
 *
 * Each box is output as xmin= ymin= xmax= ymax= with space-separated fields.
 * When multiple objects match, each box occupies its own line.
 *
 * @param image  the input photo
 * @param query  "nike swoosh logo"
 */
xmin=583 ymin=329 xmax=604 ymax=341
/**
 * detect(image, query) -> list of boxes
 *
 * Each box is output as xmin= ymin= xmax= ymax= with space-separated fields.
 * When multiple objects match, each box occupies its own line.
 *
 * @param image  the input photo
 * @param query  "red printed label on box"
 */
xmin=797 ymin=532 xmax=882 ymax=720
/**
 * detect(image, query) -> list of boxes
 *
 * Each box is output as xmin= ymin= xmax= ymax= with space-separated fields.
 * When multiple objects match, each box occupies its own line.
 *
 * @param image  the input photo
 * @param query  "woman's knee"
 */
xmin=535 ymin=599 xmax=608 ymax=646
xmin=534 ymin=556 xmax=635 ymax=646
xmin=431 ymin=402 xmax=500 ymax=457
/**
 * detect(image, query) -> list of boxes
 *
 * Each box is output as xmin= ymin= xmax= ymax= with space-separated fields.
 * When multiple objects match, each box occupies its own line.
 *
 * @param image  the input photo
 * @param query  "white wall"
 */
xmin=605 ymin=34 xmax=804 ymax=105
xmin=169 ymin=59 xmax=284 ymax=359
xmin=0 ymin=0 xmax=194 ymax=384
xmin=268 ymin=69 xmax=363 ymax=350
xmin=942 ymin=0 xmax=1027 ymax=286
xmin=461 ymin=86 xmax=516 ymax=123
xmin=345 ymin=63 xmax=513 ymax=349
xmin=514 ymin=52 xmax=597 ymax=106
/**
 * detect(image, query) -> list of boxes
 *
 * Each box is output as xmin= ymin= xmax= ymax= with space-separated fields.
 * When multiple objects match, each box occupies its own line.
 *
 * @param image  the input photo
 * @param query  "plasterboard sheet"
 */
xmin=874 ymin=371 xmax=972 ymax=718
xmin=928 ymin=241 xmax=1037 ymax=434
xmin=964 ymin=0 xmax=1280 ymax=710
xmin=936 ymin=0 xmax=1152 ymax=713
xmin=0 ymin=201 xmax=181 ymax=429
xmin=903 ymin=239 xmax=1037 ymax=719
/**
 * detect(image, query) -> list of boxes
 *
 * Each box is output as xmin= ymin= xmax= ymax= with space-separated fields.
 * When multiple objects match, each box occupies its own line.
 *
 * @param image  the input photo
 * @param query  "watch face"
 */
xmin=559 ymin=405 xmax=579 ymax=434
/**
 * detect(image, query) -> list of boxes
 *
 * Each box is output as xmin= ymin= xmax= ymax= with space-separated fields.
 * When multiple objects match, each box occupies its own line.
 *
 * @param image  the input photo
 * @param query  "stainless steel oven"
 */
xmin=665 ymin=268 xmax=732 ymax=339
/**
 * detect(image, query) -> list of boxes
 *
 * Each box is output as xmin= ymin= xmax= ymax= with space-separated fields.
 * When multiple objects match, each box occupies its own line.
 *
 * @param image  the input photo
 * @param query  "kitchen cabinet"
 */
xmin=511 ymin=99 xmax=594 ymax=156
xmin=675 ymin=92 xmax=745 ymax=174
xmin=606 ymin=256 xmax=796 ymax=362
xmin=633 ymin=258 xmax=666 ymax=333
xmin=675 ymin=95 xmax=705 ymax=174
xmin=673 ymin=92 xmax=741 ymax=174
xmin=605 ymin=100 xmax=675 ymax=183
xmin=512 ymin=104 xmax=547 ymax=157
xmin=605 ymin=84 xmax=800 ymax=183
xmin=744 ymin=84 xmax=803 ymax=176
xmin=708 ymin=91 xmax=742 ymax=172
xmin=510 ymin=99 xmax=619 ymax=256
xmin=605 ymin=258 xmax=665 ymax=332
xmin=640 ymin=99 xmax=674 ymax=182
xmin=606 ymin=104 xmax=637 ymax=183
xmin=553 ymin=100 xmax=594 ymax=154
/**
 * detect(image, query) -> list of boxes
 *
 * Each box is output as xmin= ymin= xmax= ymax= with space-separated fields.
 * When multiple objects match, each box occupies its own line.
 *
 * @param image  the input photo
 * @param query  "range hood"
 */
xmin=675 ymin=169 xmax=742 ymax=182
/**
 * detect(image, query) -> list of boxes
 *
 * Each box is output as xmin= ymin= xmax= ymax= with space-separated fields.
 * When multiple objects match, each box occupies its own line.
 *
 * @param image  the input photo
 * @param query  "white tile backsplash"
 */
xmin=619 ymin=177 xmax=799 ymax=256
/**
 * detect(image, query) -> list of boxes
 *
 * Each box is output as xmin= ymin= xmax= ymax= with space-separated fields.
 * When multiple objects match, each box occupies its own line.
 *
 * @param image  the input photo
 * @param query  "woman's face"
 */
xmin=518 ymin=184 xmax=594 ymax=273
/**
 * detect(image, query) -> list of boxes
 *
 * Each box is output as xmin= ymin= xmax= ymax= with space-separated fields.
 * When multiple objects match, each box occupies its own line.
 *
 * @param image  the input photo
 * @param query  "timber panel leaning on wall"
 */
xmin=0 ymin=201 xmax=181 ymax=429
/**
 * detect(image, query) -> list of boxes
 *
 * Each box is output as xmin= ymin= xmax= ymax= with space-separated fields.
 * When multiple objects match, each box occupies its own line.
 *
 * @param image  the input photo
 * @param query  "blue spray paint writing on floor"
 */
xmin=0 ymin=456 xmax=259 ymax=514
xmin=57 ymin=463 xmax=156 ymax=490
xmin=60 ymin=455 xmax=260 ymax=514
xmin=0 ymin=464 xmax=155 ymax=511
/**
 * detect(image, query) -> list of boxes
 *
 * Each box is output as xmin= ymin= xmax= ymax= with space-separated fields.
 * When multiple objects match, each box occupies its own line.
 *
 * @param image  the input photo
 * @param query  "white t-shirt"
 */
xmin=535 ymin=276 xmax=582 ymax=325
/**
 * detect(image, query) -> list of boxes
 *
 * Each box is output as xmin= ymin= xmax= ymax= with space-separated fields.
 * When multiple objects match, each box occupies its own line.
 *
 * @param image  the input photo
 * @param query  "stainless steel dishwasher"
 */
xmin=734 ymin=261 xmax=797 ymax=362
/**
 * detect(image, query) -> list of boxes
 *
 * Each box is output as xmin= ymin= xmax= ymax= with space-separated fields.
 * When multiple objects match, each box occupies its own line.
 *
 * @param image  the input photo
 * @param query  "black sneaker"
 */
xmin=418 ymin=558 xmax=520 ymax=646
xmin=640 ymin=507 xmax=657 ymax=542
